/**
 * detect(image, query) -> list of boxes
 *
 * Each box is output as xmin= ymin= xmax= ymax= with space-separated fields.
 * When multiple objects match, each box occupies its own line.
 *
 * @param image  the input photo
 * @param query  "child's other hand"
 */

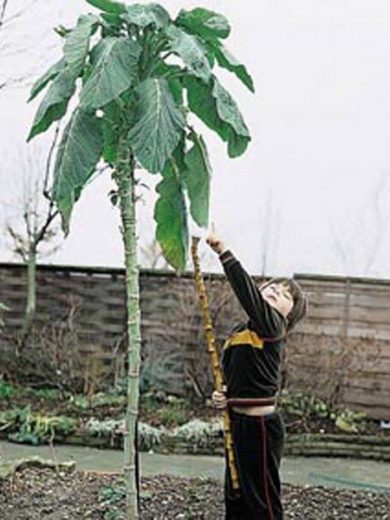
xmin=212 ymin=385 xmax=227 ymax=410
xmin=206 ymin=223 xmax=225 ymax=254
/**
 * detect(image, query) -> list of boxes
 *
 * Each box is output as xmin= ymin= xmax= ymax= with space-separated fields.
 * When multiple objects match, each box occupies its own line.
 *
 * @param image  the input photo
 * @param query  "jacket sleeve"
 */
xmin=219 ymin=250 xmax=287 ymax=339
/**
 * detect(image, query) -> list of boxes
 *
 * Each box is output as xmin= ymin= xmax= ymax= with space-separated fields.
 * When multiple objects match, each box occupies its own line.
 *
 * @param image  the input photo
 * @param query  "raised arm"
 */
xmin=219 ymin=250 xmax=286 ymax=339
xmin=205 ymin=225 xmax=286 ymax=339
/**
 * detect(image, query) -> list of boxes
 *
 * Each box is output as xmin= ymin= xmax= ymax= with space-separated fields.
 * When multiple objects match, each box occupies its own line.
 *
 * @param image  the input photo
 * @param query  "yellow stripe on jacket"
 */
xmin=223 ymin=329 xmax=264 ymax=350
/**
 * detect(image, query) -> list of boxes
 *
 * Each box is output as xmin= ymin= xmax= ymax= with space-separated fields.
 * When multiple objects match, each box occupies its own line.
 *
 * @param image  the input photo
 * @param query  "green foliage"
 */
xmin=86 ymin=0 xmax=126 ymax=15
xmin=185 ymin=75 xmax=250 ymax=158
xmin=86 ymin=417 xmax=125 ymax=436
xmin=0 ymin=407 xmax=76 ymax=445
xmin=72 ymin=392 xmax=126 ymax=409
xmin=99 ymin=478 xmax=126 ymax=520
xmin=172 ymin=418 xmax=222 ymax=447
xmin=157 ymin=406 xmax=189 ymax=428
xmin=28 ymin=59 xmax=65 ymax=101
xmin=138 ymin=422 xmax=165 ymax=450
xmin=123 ymin=3 xmax=170 ymax=29
xmin=80 ymin=38 xmax=141 ymax=110
xmin=0 ymin=378 xmax=15 ymax=399
xmin=52 ymin=109 xmax=103 ymax=233
xmin=27 ymin=2 xmax=253 ymax=270
xmin=333 ymin=409 xmax=367 ymax=433
xmin=0 ymin=384 xmax=61 ymax=403
xmin=27 ymin=64 xmax=80 ymax=141
xmin=165 ymin=24 xmax=211 ymax=82
xmin=281 ymin=391 xmax=330 ymax=419
xmin=182 ymin=133 xmax=211 ymax=227
xmin=176 ymin=7 xmax=231 ymax=41
xmin=128 ymin=78 xmax=186 ymax=173
xmin=207 ymin=42 xmax=255 ymax=92
xmin=154 ymin=158 xmax=188 ymax=271
xmin=281 ymin=390 xmax=367 ymax=433
xmin=23 ymin=387 xmax=62 ymax=401
xmin=64 ymin=14 xmax=100 ymax=68
xmin=141 ymin=392 xmax=192 ymax=428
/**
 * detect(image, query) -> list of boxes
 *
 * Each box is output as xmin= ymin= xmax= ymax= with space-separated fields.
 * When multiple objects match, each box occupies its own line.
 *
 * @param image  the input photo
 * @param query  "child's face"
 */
xmin=260 ymin=282 xmax=294 ymax=318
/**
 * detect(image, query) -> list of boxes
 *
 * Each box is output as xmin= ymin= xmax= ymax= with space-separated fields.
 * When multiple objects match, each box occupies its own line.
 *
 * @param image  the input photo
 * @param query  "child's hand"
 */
xmin=212 ymin=385 xmax=227 ymax=410
xmin=206 ymin=223 xmax=225 ymax=254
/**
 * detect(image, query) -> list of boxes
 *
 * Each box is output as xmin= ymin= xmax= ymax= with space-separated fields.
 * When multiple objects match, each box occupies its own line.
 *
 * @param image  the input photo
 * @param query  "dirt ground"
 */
xmin=0 ymin=467 xmax=389 ymax=520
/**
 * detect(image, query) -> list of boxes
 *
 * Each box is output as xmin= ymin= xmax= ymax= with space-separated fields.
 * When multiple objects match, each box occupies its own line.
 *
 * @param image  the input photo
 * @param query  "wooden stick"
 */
xmin=191 ymin=236 xmax=240 ymax=491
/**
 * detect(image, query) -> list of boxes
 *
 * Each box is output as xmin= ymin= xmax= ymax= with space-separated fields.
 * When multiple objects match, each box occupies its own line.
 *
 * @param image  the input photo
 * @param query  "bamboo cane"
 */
xmin=191 ymin=236 xmax=240 ymax=491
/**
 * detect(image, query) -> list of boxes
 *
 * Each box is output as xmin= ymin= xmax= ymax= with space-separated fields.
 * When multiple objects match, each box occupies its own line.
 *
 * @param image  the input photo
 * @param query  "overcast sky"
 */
xmin=1 ymin=0 xmax=390 ymax=278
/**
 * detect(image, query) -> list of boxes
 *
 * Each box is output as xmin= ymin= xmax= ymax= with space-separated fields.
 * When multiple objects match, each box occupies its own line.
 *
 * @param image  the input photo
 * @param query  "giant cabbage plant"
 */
xmin=27 ymin=1 xmax=253 ymax=517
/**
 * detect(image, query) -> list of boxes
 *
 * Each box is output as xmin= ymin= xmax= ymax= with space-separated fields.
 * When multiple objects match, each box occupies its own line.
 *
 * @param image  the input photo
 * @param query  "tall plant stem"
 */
xmin=21 ymin=242 xmax=37 ymax=342
xmin=113 ymin=134 xmax=142 ymax=520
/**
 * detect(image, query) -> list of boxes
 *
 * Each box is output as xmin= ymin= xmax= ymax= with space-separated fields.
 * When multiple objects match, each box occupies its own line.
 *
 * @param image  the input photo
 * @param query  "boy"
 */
xmin=206 ymin=227 xmax=307 ymax=520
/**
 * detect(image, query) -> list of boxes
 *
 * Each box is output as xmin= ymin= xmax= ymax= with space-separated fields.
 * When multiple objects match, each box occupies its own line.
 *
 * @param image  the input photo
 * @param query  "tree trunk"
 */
xmin=21 ymin=243 xmax=37 ymax=342
xmin=113 ymin=136 xmax=141 ymax=520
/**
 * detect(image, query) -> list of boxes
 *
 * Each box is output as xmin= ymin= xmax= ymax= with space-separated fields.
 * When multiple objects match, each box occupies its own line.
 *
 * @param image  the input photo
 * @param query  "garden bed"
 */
xmin=0 ymin=463 xmax=389 ymax=519
xmin=1 ymin=381 xmax=389 ymax=462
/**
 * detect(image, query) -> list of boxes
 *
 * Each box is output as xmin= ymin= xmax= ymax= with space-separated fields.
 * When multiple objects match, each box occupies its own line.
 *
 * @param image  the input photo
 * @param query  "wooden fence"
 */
xmin=288 ymin=274 xmax=390 ymax=420
xmin=0 ymin=262 xmax=389 ymax=419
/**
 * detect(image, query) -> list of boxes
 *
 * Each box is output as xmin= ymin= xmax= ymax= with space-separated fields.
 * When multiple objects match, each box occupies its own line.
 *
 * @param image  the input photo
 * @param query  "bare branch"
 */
xmin=362 ymin=174 xmax=388 ymax=274
xmin=2 ymin=0 xmax=40 ymax=28
xmin=34 ymin=208 xmax=59 ymax=247
xmin=6 ymin=223 xmax=28 ymax=261
xmin=0 ymin=0 xmax=9 ymax=35
xmin=329 ymin=173 xmax=389 ymax=276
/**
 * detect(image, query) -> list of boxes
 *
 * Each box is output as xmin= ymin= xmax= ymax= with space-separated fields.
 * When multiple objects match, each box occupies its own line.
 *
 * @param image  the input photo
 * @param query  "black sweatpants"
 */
xmin=225 ymin=410 xmax=285 ymax=520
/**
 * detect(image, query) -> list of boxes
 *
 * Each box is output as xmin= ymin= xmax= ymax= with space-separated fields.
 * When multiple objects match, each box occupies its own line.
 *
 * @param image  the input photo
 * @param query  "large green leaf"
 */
xmin=52 ymin=109 xmax=103 ymax=234
xmin=154 ymin=159 xmax=188 ymax=271
xmin=86 ymin=0 xmax=126 ymax=14
xmin=64 ymin=14 xmax=100 ymax=68
xmin=208 ymin=41 xmax=254 ymax=93
xmin=185 ymin=75 xmax=250 ymax=157
xmin=128 ymin=77 xmax=186 ymax=173
xmin=80 ymin=37 xmax=141 ymax=110
xmin=153 ymin=62 xmax=184 ymax=104
xmin=213 ymin=79 xmax=250 ymax=156
xmin=28 ymin=64 xmax=80 ymax=141
xmin=28 ymin=59 xmax=65 ymax=102
xmin=123 ymin=3 xmax=170 ymax=28
xmin=165 ymin=25 xmax=211 ymax=83
xmin=176 ymin=7 xmax=230 ymax=40
xmin=182 ymin=133 xmax=211 ymax=228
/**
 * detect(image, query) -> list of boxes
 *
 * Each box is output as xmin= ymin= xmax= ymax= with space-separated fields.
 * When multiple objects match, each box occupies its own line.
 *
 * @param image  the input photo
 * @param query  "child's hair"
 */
xmin=262 ymin=277 xmax=308 ymax=332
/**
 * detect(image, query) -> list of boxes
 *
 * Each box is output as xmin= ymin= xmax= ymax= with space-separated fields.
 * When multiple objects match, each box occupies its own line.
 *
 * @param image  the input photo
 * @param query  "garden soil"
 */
xmin=0 ymin=468 xmax=389 ymax=519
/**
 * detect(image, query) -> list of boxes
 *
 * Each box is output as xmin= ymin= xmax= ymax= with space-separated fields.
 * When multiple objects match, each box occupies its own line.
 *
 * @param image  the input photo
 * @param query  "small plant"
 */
xmin=281 ymin=390 xmax=330 ymax=419
xmin=85 ymin=417 xmax=125 ymax=437
xmin=1 ymin=406 xmax=77 ymax=445
xmin=281 ymin=389 xmax=368 ymax=433
xmin=0 ymin=377 xmax=15 ymax=399
xmin=172 ymin=418 xmax=222 ymax=448
xmin=23 ymin=387 xmax=62 ymax=401
xmin=0 ymin=408 xmax=28 ymax=432
xmin=158 ymin=405 xmax=190 ymax=428
xmin=332 ymin=409 xmax=367 ymax=433
xmin=99 ymin=478 xmax=126 ymax=520
xmin=71 ymin=391 xmax=127 ymax=410
xmin=138 ymin=422 xmax=165 ymax=451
